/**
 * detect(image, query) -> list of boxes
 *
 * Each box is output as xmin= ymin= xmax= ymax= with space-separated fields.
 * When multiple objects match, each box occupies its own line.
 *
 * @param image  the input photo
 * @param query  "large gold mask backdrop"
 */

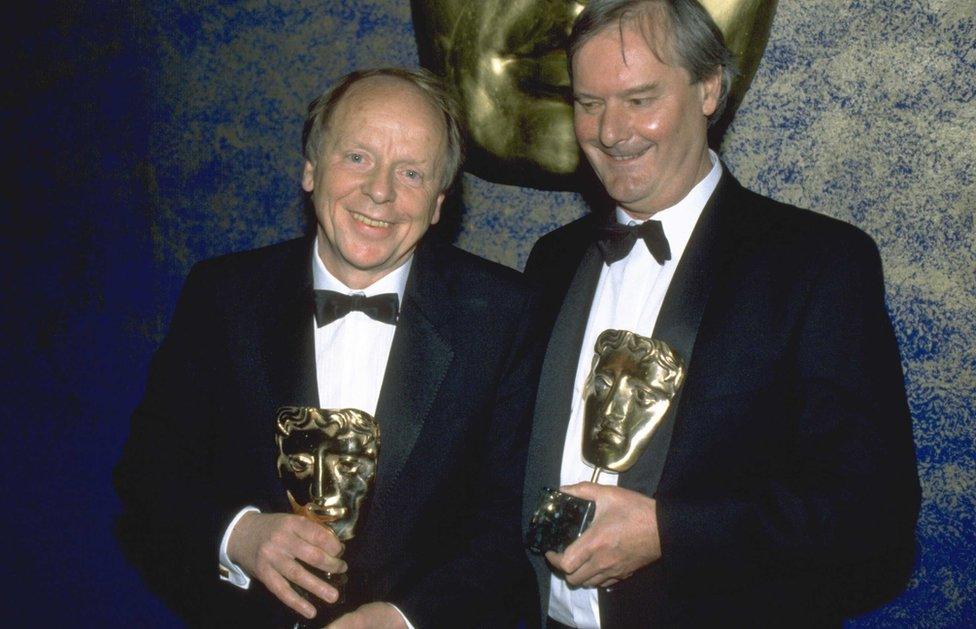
xmin=411 ymin=0 xmax=778 ymax=184
xmin=6 ymin=1 xmax=972 ymax=626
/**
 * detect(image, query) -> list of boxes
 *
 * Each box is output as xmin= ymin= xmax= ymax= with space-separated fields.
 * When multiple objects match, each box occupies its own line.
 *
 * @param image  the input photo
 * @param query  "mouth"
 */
xmin=306 ymin=503 xmax=347 ymax=521
xmin=594 ymin=420 xmax=626 ymax=446
xmin=603 ymin=146 xmax=651 ymax=162
xmin=350 ymin=211 xmax=392 ymax=228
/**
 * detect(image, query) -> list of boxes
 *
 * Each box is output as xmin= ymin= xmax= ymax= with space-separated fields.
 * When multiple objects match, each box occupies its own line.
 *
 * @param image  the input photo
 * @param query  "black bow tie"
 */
xmin=313 ymin=290 xmax=400 ymax=327
xmin=596 ymin=220 xmax=672 ymax=265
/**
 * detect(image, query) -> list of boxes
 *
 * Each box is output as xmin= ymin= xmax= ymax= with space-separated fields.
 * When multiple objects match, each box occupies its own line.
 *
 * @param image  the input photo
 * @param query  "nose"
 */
xmin=600 ymin=382 xmax=629 ymax=420
xmin=311 ymin=448 xmax=340 ymax=503
xmin=598 ymin=101 xmax=630 ymax=148
xmin=361 ymin=167 xmax=395 ymax=204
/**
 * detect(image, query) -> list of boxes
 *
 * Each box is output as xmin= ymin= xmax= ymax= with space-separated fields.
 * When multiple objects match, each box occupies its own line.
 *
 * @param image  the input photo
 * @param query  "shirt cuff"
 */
xmin=388 ymin=604 xmax=416 ymax=629
xmin=218 ymin=506 xmax=261 ymax=589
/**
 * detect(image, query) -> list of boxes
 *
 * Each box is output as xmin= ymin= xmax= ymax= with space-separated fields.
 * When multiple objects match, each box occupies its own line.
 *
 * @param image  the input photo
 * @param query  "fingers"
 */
xmin=293 ymin=522 xmax=347 ymax=574
xmin=229 ymin=513 xmax=347 ymax=615
xmin=284 ymin=559 xmax=340 ymax=605
xmin=558 ymin=481 xmax=599 ymax=501
xmin=559 ymin=548 xmax=615 ymax=587
xmin=254 ymin=551 xmax=340 ymax=618
xmin=261 ymin=568 xmax=318 ymax=620
xmin=545 ymin=549 xmax=580 ymax=576
xmin=545 ymin=546 xmax=598 ymax=585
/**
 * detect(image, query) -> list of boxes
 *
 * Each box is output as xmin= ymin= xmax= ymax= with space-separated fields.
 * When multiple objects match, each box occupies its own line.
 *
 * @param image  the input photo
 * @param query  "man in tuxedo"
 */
xmin=115 ymin=68 xmax=541 ymax=628
xmin=521 ymin=1 xmax=920 ymax=627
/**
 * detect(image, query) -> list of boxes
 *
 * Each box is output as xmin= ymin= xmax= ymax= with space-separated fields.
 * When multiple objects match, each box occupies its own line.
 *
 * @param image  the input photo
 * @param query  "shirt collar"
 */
xmin=614 ymin=149 xmax=722 ymax=263
xmin=311 ymin=235 xmax=411 ymax=300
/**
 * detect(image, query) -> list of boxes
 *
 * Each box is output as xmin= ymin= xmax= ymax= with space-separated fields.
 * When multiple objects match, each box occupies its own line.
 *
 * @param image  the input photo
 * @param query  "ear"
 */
xmin=301 ymin=160 xmax=315 ymax=192
xmin=431 ymin=192 xmax=444 ymax=225
xmin=699 ymin=67 xmax=723 ymax=118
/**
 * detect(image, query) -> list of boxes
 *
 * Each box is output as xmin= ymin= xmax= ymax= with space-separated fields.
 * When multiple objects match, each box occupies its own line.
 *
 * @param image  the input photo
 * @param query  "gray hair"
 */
xmin=301 ymin=67 xmax=465 ymax=191
xmin=568 ymin=0 xmax=736 ymax=125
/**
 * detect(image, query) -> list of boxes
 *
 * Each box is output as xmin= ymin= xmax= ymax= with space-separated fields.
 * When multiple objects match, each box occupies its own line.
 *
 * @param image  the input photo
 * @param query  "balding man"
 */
xmin=116 ymin=68 xmax=541 ymax=628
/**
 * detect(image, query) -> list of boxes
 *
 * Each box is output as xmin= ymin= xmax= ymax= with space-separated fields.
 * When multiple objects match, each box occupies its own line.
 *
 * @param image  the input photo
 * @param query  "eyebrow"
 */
xmin=574 ymin=82 xmax=660 ymax=100
xmin=621 ymin=82 xmax=659 ymax=96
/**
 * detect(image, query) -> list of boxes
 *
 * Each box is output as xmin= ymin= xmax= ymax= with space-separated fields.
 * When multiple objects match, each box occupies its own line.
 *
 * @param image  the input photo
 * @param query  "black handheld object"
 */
xmin=526 ymin=487 xmax=595 ymax=554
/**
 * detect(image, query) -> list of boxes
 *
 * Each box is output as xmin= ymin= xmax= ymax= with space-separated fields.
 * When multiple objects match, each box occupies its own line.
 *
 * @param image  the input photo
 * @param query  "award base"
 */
xmin=293 ymin=561 xmax=348 ymax=628
xmin=525 ymin=487 xmax=595 ymax=554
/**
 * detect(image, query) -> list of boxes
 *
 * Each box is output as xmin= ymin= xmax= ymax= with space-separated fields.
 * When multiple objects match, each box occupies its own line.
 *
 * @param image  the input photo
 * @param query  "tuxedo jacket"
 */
xmin=115 ymin=235 xmax=542 ymax=627
xmin=521 ymin=171 xmax=920 ymax=627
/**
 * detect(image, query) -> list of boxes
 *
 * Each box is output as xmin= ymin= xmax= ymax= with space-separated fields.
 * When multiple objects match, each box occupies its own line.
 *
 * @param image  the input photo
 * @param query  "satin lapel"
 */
xmin=619 ymin=172 xmax=731 ymax=495
xmin=369 ymin=243 xmax=454 ymax=518
xmin=260 ymin=239 xmax=319 ymax=411
xmin=524 ymin=242 xmax=605 ymax=512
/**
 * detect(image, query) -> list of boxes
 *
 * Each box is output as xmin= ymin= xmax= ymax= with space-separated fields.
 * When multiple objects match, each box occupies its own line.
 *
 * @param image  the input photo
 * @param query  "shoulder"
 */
xmin=190 ymin=237 xmax=307 ymax=279
xmin=419 ymin=238 xmax=534 ymax=302
xmin=183 ymin=237 xmax=309 ymax=292
xmin=724 ymin=177 xmax=881 ymax=268
xmin=525 ymin=213 xmax=602 ymax=281
xmin=530 ymin=213 xmax=601 ymax=258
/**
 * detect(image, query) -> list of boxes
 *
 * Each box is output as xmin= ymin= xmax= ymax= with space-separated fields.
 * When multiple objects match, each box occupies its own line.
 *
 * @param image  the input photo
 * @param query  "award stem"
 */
xmin=590 ymin=467 xmax=602 ymax=483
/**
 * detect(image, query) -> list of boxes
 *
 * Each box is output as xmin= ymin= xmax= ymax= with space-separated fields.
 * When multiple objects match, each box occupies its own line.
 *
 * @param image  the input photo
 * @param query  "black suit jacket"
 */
xmin=115 ymin=235 xmax=542 ymax=627
xmin=521 ymin=171 xmax=920 ymax=627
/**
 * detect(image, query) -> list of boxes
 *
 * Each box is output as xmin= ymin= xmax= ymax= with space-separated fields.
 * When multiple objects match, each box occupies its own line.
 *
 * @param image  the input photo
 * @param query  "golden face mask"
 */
xmin=412 ymin=0 xmax=778 ymax=183
xmin=275 ymin=407 xmax=380 ymax=541
xmin=582 ymin=329 xmax=685 ymax=473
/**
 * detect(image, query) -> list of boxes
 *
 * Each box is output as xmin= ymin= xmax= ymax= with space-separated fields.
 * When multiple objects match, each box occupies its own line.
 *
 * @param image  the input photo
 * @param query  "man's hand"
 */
xmin=325 ymin=601 xmax=408 ymax=629
xmin=545 ymin=482 xmax=661 ymax=588
xmin=227 ymin=512 xmax=346 ymax=620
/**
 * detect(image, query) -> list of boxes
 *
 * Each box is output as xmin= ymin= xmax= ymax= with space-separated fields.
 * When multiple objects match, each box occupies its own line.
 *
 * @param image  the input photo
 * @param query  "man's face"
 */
xmin=277 ymin=425 xmax=377 ymax=541
xmin=582 ymin=345 xmax=674 ymax=472
xmin=572 ymin=19 xmax=721 ymax=217
xmin=302 ymin=77 xmax=446 ymax=289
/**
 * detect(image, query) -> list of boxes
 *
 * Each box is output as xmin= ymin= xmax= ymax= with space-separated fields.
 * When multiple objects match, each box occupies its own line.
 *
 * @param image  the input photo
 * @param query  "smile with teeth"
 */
xmin=606 ymin=147 xmax=649 ymax=161
xmin=351 ymin=211 xmax=392 ymax=228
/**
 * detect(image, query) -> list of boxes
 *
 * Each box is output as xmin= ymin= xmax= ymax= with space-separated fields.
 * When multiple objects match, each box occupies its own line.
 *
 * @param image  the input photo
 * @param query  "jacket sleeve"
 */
xmin=113 ymin=263 xmax=229 ymax=624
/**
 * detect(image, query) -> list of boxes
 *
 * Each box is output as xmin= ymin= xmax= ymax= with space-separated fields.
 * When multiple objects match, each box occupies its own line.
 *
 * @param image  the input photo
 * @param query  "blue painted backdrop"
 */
xmin=4 ymin=1 xmax=973 ymax=626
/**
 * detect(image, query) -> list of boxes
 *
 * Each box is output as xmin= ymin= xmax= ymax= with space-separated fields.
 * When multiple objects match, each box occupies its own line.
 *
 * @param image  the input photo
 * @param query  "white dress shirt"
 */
xmin=219 ymin=237 xmax=414 ymax=626
xmin=311 ymin=241 xmax=409 ymax=417
xmin=548 ymin=152 xmax=722 ymax=628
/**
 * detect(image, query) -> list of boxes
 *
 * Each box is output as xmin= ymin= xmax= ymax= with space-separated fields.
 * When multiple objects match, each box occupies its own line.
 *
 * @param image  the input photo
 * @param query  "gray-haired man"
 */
xmin=523 ymin=2 xmax=919 ymax=626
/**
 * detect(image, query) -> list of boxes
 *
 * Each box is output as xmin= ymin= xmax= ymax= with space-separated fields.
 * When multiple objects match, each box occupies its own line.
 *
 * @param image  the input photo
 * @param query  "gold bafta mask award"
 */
xmin=527 ymin=329 xmax=685 ymax=554
xmin=412 ymin=0 xmax=778 ymax=185
xmin=275 ymin=406 xmax=380 ymax=617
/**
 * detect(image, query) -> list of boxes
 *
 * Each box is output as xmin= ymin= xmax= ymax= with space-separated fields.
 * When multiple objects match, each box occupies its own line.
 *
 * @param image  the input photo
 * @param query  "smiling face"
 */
xmin=572 ymin=14 xmax=721 ymax=218
xmin=582 ymin=330 xmax=684 ymax=472
xmin=302 ymin=76 xmax=447 ymax=289
xmin=276 ymin=407 xmax=380 ymax=541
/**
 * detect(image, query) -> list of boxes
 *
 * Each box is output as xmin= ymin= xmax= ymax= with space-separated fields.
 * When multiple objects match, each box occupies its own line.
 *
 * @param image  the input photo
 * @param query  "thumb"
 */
xmin=559 ymin=481 xmax=600 ymax=501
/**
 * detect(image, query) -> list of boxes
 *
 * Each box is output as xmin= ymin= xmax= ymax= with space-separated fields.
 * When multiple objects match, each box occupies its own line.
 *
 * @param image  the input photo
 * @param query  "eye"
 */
xmin=629 ymin=97 xmax=648 ymax=106
xmin=594 ymin=373 xmax=612 ymax=395
xmin=336 ymin=459 xmax=360 ymax=476
xmin=574 ymin=98 xmax=601 ymax=113
xmin=402 ymin=169 xmax=422 ymax=183
xmin=635 ymin=387 xmax=657 ymax=407
xmin=288 ymin=454 xmax=313 ymax=472
xmin=346 ymin=152 xmax=365 ymax=164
